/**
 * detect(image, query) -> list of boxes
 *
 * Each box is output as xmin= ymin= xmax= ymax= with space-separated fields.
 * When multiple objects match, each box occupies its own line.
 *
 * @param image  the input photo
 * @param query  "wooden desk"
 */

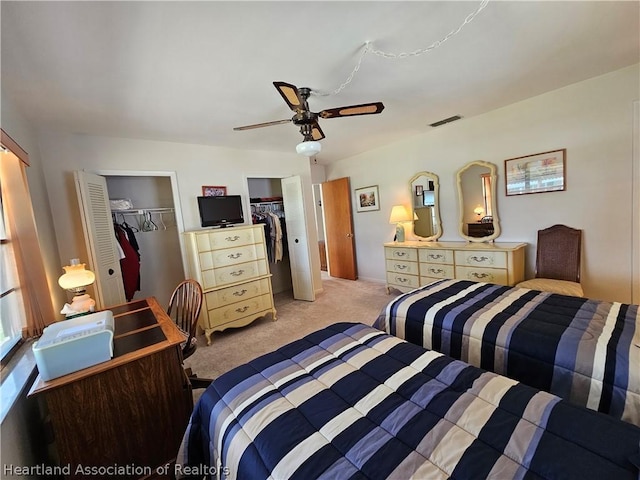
xmin=29 ymin=297 xmax=193 ymax=478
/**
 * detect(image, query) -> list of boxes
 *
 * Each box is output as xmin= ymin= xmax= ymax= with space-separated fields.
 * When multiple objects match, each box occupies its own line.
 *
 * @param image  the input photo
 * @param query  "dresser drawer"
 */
xmin=198 ymin=243 xmax=266 ymax=270
xmin=386 ymin=272 xmax=419 ymax=290
xmin=385 ymin=247 xmax=418 ymax=262
xmin=455 ymin=250 xmax=507 ymax=269
xmin=201 ymin=260 xmax=269 ymax=289
xmin=418 ymin=249 xmax=454 ymax=265
xmin=204 ymin=277 xmax=271 ymax=308
xmin=196 ymin=228 xmax=258 ymax=252
xmin=420 ymin=263 xmax=454 ymax=279
xmin=386 ymin=259 xmax=419 ymax=276
xmin=203 ymin=293 xmax=273 ymax=329
xmin=455 ymin=266 xmax=508 ymax=285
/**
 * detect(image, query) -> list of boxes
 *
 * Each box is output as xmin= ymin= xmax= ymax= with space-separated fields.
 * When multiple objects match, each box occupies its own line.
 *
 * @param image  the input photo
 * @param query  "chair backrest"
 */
xmin=167 ymin=279 xmax=203 ymax=357
xmin=535 ymin=224 xmax=582 ymax=283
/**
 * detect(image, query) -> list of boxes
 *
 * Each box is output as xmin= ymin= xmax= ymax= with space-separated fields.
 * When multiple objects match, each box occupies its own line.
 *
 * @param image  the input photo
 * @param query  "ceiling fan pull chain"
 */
xmin=312 ymin=0 xmax=489 ymax=97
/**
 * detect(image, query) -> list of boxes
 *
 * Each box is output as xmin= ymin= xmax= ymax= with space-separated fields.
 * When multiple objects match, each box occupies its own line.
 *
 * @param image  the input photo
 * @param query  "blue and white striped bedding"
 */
xmin=177 ymin=322 xmax=640 ymax=479
xmin=375 ymin=279 xmax=640 ymax=426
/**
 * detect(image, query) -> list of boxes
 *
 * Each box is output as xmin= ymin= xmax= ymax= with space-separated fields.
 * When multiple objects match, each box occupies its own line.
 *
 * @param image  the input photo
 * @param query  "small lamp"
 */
xmin=474 ymin=205 xmax=485 ymax=220
xmin=389 ymin=205 xmax=411 ymax=243
xmin=58 ymin=259 xmax=96 ymax=317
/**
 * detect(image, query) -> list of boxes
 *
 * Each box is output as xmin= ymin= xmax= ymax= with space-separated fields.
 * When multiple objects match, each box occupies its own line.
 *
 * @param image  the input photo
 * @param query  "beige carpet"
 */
xmin=184 ymin=273 xmax=393 ymax=384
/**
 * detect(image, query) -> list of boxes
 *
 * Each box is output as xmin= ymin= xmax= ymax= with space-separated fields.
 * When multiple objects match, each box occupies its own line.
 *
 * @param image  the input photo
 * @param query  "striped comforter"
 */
xmin=177 ymin=322 xmax=640 ymax=480
xmin=375 ymin=279 xmax=640 ymax=426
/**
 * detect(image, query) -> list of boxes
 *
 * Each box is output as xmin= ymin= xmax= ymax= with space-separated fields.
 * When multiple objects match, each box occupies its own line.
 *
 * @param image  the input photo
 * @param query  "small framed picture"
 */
xmin=355 ymin=185 xmax=380 ymax=212
xmin=202 ymin=185 xmax=227 ymax=197
xmin=504 ymin=149 xmax=566 ymax=196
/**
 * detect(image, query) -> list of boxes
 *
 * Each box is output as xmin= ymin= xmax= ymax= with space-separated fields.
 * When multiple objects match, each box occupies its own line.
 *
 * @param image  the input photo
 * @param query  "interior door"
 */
xmin=74 ymin=170 xmax=126 ymax=308
xmin=321 ymin=177 xmax=357 ymax=280
xmin=281 ymin=176 xmax=315 ymax=301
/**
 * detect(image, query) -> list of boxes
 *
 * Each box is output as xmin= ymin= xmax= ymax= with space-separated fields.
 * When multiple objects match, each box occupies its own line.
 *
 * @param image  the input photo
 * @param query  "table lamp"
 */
xmin=474 ymin=205 xmax=485 ymax=220
xmin=58 ymin=258 xmax=96 ymax=317
xmin=389 ymin=205 xmax=411 ymax=243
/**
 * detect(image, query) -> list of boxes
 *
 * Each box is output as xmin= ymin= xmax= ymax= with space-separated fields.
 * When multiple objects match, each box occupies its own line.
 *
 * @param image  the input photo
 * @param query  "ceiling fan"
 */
xmin=233 ymin=82 xmax=385 ymax=156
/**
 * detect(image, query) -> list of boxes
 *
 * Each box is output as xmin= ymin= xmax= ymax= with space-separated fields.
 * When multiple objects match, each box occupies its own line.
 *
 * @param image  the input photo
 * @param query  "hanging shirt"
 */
xmin=115 ymin=224 xmax=140 ymax=301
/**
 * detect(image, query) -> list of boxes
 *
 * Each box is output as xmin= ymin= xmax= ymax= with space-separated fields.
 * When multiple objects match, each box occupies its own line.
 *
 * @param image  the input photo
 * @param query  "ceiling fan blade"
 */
xmin=233 ymin=119 xmax=292 ymax=131
xmin=319 ymin=102 xmax=385 ymax=119
xmin=274 ymin=81 xmax=304 ymax=112
xmin=311 ymin=122 xmax=325 ymax=141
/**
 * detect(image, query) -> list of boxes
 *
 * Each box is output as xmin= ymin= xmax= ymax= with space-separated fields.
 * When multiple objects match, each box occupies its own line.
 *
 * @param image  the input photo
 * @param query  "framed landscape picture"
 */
xmin=355 ymin=185 xmax=380 ymax=212
xmin=505 ymin=149 xmax=566 ymax=196
xmin=202 ymin=185 xmax=227 ymax=197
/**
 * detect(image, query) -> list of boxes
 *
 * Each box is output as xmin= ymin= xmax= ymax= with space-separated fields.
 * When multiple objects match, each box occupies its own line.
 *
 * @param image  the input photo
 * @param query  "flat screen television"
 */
xmin=197 ymin=195 xmax=244 ymax=228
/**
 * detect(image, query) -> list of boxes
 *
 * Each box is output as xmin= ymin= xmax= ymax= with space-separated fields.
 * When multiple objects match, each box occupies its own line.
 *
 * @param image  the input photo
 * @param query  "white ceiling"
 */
xmin=2 ymin=1 xmax=638 ymax=164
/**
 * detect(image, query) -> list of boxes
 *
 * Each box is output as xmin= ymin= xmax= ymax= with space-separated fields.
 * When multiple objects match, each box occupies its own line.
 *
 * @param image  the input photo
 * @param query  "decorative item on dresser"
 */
xmin=28 ymin=297 xmax=193 ymax=478
xmin=183 ymin=224 xmax=276 ymax=345
xmin=384 ymin=240 xmax=526 ymax=293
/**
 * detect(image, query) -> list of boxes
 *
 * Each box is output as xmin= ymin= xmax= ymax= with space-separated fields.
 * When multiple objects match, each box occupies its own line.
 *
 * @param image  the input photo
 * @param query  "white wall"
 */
xmin=326 ymin=64 xmax=640 ymax=303
xmin=34 ymin=133 xmax=323 ymax=302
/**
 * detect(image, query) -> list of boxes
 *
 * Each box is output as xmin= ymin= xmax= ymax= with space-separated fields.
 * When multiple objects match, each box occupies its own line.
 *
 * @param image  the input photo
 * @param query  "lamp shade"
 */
xmin=58 ymin=259 xmax=95 ymax=291
xmin=389 ymin=205 xmax=411 ymax=224
xmin=296 ymin=140 xmax=321 ymax=157
xmin=474 ymin=205 xmax=485 ymax=216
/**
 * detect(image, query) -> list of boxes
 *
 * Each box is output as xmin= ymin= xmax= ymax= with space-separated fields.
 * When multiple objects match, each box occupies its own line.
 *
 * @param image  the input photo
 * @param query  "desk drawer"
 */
xmin=418 ymin=249 xmax=454 ymax=265
xmin=455 ymin=266 xmax=508 ymax=285
xmin=386 ymin=259 xmax=419 ymax=276
xmin=385 ymin=247 xmax=418 ymax=262
xmin=196 ymin=228 xmax=258 ymax=252
xmin=201 ymin=260 xmax=268 ymax=289
xmin=199 ymin=243 xmax=266 ymax=270
xmin=455 ymin=250 xmax=507 ymax=269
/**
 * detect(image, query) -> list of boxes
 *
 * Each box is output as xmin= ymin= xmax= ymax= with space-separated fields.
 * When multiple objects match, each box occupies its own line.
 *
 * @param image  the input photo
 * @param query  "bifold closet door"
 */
xmin=74 ymin=170 xmax=126 ymax=308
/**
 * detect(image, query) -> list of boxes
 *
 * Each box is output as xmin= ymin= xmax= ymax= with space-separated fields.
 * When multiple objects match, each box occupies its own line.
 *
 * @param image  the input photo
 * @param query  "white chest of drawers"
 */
xmin=384 ymin=241 xmax=526 ymax=293
xmin=184 ymin=224 xmax=277 ymax=344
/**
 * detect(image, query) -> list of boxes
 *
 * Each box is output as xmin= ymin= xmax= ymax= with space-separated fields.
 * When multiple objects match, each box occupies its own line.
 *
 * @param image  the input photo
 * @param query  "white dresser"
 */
xmin=184 ymin=224 xmax=276 ymax=344
xmin=384 ymin=241 xmax=526 ymax=293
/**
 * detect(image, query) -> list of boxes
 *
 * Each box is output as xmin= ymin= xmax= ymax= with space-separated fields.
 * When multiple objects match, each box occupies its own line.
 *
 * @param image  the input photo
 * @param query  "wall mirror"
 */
xmin=456 ymin=160 xmax=500 ymax=242
xmin=409 ymin=171 xmax=442 ymax=241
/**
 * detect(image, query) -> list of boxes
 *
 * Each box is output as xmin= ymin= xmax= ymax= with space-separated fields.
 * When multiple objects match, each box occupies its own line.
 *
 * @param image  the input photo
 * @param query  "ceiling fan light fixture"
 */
xmin=296 ymin=140 xmax=322 ymax=157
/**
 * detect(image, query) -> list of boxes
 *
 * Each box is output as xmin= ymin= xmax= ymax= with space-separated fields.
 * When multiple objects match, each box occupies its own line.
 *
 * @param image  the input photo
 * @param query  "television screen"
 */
xmin=197 ymin=195 xmax=244 ymax=228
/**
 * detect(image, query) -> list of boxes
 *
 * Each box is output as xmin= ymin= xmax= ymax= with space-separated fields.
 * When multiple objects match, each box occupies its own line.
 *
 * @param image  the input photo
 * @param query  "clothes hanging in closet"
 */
xmin=115 ymin=223 xmax=140 ymax=301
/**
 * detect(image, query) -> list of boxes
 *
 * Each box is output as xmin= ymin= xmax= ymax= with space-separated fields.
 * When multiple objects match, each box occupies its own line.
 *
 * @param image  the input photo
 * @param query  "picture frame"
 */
xmin=355 ymin=185 xmax=380 ymax=212
xmin=202 ymin=185 xmax=227 ymax=197
xmin=504 ymin=149 xmax=566 ymax=196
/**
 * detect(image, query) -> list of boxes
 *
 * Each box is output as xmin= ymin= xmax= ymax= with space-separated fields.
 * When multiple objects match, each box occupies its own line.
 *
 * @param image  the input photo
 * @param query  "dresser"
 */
xmin=384 ymin=241 xmax=526 ymax=293
xmin=28 ymin=298 xmax=192 ymax=478
xmin=184 ymin=224 xmax=276 ymax=345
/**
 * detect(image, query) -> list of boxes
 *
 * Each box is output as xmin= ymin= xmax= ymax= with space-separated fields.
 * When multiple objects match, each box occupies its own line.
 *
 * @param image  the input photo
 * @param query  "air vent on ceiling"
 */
xmin=429 ymin=115 xmax=463 ymax=128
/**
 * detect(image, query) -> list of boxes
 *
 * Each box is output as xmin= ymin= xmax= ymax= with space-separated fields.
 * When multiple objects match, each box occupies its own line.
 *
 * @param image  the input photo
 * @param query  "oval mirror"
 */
xmin=409 ymin=171 xmax=442 ymax=241
xmin=456 ymin=160 xmax=500 ymax=242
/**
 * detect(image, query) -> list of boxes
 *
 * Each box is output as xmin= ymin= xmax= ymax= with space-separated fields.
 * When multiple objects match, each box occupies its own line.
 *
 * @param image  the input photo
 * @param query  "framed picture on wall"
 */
xmin=504 ymin=149 xmax=566 ymax=196
xmin=202 ymin=185 xmax=227 ymax=197
xmin=355 ymin=185 xmax=380 ymax=212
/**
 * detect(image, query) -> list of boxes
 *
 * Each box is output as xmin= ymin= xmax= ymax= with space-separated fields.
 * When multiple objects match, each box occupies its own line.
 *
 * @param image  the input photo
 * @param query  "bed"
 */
xmin=177 ymin=322 xmax=640 ymax=479
xmin=375 ymin=279 xmax=640 ymax=426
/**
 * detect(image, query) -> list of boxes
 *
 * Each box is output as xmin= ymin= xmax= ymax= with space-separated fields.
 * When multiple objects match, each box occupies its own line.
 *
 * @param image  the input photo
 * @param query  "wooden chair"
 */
xmin=167 ymin=279 xmax=212 ymax=389
xmin=516 ymin=224 xmax=584 ymax=297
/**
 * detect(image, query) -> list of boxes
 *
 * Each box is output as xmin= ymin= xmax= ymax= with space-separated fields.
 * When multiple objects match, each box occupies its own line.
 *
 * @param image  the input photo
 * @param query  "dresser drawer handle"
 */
xmin=395 ymin=264 xmax=408 ymax=270
xmin=228 ymin=252 xmax=243 ymax=259
xmin=394 ymin=251 xmax=407 ymax=257
xmin=429 ymin=254 xmax=444 ymax=260
xmin=470 ymin=272 xmax=491 ymax=280
xmin=396 ymin=277 xmax=409 ymax=283
xmin=230 ymin=269 xmax=245 ymax=277
xmin=235 ymin=306 xmax=249 ymax=313
xmin=233 ymin=289 xmax=248 ymax=297
xmin=429 ymin=268 xmax=445 ymax=275
xmin=469 ymin=255 xmax=491 ymax=264
xmin=225 ymin=235 xmax=240 ymax=242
